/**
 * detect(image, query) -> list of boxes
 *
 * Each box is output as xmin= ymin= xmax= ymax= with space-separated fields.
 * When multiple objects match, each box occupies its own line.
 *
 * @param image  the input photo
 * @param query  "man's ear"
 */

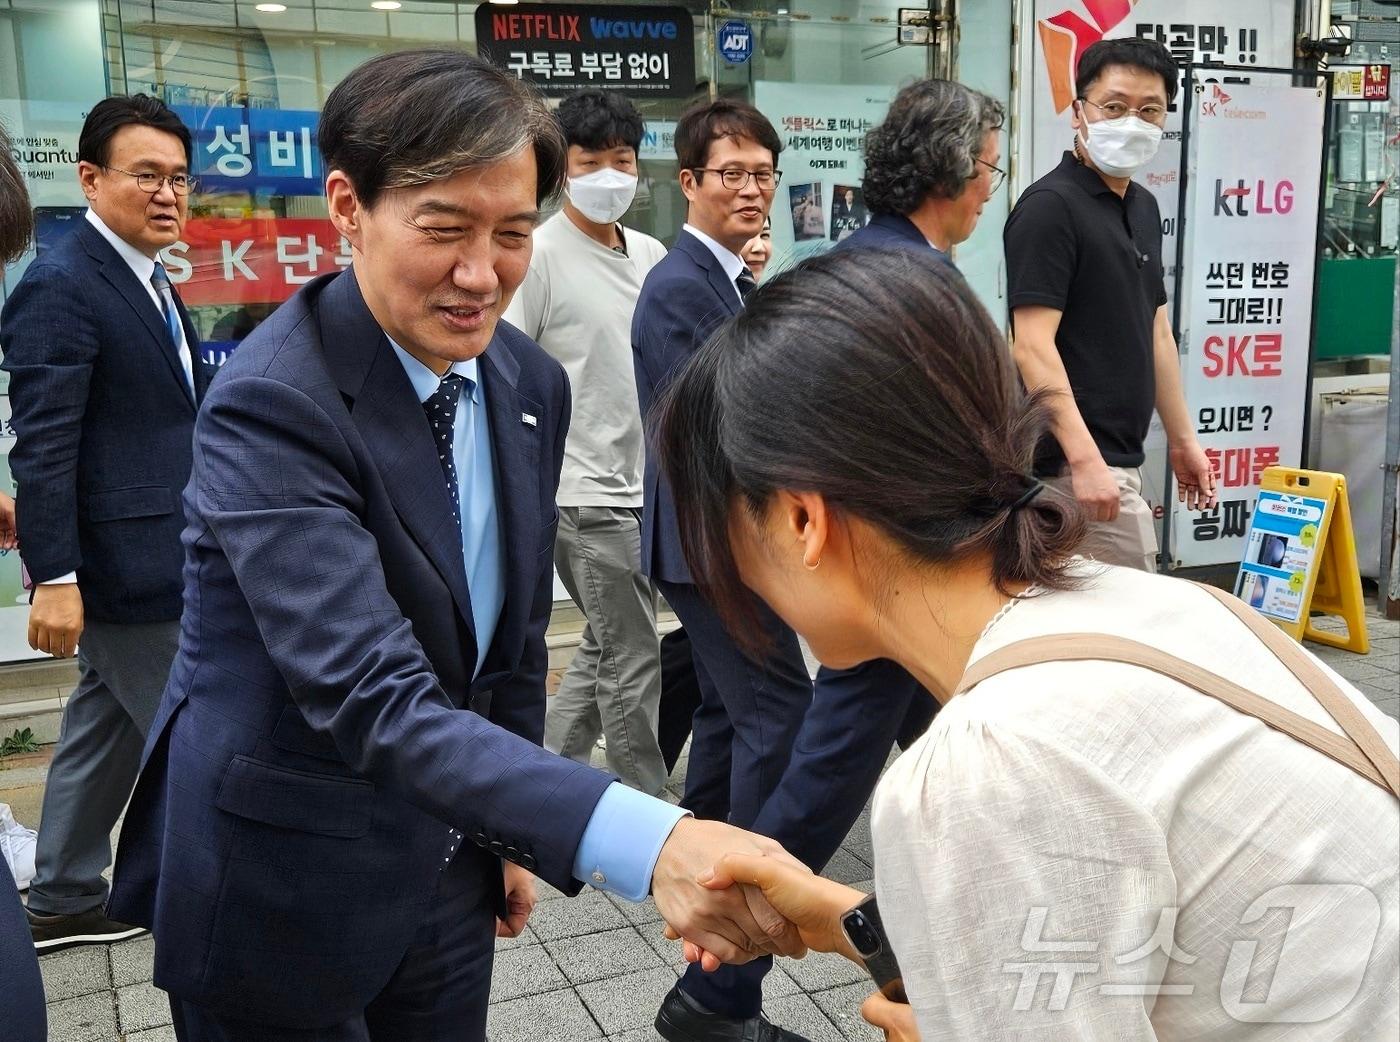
xmin=326 ymin=170 xmax=365 ymax=253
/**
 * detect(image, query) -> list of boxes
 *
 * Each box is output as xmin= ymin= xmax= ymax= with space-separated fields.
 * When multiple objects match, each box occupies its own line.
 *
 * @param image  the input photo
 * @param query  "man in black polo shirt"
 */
xmin=1005 ymin=38 xmax=1214 ymax=570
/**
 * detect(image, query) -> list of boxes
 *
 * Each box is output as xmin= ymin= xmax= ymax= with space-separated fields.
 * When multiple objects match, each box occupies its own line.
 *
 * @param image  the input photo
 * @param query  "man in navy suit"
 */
xmin=634 ymin=84 xmax=1010 ymax=1041
xmin=106 ymin=51 xmax=802 ymax=1042
xmin=1 ymin=94 xmax=209 ymax=953
xmin=633 ymin=99 xmax=818 ymax=1042
xmin=846 ymin=78 xmax=1005 ymax=260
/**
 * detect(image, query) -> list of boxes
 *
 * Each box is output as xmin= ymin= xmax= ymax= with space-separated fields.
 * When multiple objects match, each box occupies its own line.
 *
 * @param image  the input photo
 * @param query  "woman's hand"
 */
xmin=862 ymin=991 xmax=919 ymax=1041
xmin=695 ymin=852 xmax=866 ymax=962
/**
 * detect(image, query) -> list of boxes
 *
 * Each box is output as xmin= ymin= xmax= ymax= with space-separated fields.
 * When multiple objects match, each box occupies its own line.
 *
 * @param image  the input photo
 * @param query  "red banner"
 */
xmin=166 ymin=217 xmax=350 ymax=307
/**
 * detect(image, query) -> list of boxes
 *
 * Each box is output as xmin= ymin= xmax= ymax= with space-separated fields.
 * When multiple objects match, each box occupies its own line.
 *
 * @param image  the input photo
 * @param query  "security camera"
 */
xmin=1297 ymin=34 xmax=1352 ymax=61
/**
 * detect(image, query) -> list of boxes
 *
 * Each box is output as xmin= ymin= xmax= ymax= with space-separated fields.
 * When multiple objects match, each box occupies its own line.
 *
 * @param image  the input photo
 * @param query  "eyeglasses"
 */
xmin=1078 ymin=98 xmax=1168 ymax=126
xmin=104 ymin=166 xmax=199 ymax=195
xmin=691 ymin=167 xmax=783 ymax=192
xmin=975 ymin=157 xmax=1006 ymax=193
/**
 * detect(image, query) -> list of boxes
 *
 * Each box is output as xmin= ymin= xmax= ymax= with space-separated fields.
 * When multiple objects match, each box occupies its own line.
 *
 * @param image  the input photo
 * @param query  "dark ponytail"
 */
xmin=655 ymin=247 xmax=1086 ymax=642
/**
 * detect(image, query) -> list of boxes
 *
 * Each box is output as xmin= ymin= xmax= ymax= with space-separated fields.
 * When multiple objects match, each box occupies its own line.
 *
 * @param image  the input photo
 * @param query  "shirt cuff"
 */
xmin=573 ymin=782 xmax=690 ymax=903
xmin=39 ymin=572 xmax=78 ymax=585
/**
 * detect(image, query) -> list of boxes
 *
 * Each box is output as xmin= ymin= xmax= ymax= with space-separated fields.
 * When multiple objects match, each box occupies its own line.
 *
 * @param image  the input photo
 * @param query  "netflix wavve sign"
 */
xmin=475 ymin=3 xmax=696 ymax=97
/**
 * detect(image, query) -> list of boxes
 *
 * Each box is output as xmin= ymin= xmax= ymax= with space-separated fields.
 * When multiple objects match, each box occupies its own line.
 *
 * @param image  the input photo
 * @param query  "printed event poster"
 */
xmin=1234 ymin=490 xmax=1327 ymax=622
xmin=753 ymin=81 xmax=894 ymax=276
xmin=1169 ymin=79 xmax=1325 ymax=568
xmin=1028 ymin=0 xmax=1294 ymax=304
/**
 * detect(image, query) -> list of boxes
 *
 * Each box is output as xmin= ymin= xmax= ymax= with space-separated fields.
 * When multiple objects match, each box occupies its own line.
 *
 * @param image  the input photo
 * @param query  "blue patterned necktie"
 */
xmin=149 ymin=261 xmax=184 ymax=351
xmin=735 ymin=267 xmax=757 ymax=301
xmin=423 ymin=373 xmax=466 ymax=529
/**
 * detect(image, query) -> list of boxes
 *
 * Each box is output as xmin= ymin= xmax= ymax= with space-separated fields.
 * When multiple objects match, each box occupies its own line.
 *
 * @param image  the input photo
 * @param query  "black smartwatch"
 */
xmin=841 ymin=893 xmax=905 ymax=1000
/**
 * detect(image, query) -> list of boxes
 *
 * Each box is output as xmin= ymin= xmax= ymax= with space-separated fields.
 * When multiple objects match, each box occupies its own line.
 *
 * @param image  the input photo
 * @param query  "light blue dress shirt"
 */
xmin=389 ymin=340 xmax=504 ymax=677
xmin=390 ymin=338 xmax=687 ymax=898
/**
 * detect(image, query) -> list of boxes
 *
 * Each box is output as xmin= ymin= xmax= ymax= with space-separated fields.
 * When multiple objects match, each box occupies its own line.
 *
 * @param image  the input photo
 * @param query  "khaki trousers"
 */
xmin=1045 ymin=465 xmax=1159 ymax=572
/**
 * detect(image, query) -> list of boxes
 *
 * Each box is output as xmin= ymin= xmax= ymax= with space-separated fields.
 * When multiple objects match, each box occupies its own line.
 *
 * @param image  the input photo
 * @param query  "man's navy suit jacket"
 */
xmin=631 ymin=230 xmax=741 ymax=584
xmin=0 ymin=219 xmax=211 ymax=621
xmin=107 ymin=269 xmax=612 ymax=1028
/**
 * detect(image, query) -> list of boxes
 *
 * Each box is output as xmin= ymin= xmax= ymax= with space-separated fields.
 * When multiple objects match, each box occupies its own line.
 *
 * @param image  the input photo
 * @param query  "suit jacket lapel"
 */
xmin=675 ymin=232 xmax=742 ymax=318
xmin=317 ymin=271 xmax=478 ymax=656
xmin=80 ymin=222 xmax=196 ymax=412
xmin=478 ymin=342 xmax=541 ymax=676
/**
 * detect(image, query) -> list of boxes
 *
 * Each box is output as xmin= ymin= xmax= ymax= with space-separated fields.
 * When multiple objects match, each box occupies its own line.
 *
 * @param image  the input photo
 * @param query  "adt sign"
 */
xmin=717 ymin=18 xmax=753 ymax=64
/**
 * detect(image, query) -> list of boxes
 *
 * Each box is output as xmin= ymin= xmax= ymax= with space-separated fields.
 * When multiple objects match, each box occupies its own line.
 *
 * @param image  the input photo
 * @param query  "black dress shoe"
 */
xmin=26 ymin=907 xmax=147 ymax=954
xmin=655 ymin=983 xmax=814 ymax=1042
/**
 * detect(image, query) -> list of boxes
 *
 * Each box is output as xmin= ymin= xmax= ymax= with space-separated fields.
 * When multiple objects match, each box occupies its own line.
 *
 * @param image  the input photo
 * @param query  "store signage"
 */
xmin=476 ymin=3 xmax=695 ymax=97
xmin=717 ymin=19 xmax=753 ymax=65
xmin=1170 ymin=80 xmax=1326 ymax=568
xmin=171 ymin=105 xmax=322 ymax=195
xmin=1331 ymin=64 xmax=1391 ymax=102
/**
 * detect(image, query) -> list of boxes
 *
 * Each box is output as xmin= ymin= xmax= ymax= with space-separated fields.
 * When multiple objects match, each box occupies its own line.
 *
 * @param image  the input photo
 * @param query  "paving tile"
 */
xmin=126 ymin=1027 xmax=178 ymax=1042
xmin=576 ymin=965 xmax=679 ymax=1036
xmin=46 ymin=992 xmax=118 ymax=1042
xmin=110 ymin=934 xmax=156 ymax=988
xmin=606 ymin=1028 xmax=665 ymax=1042
xmin=490 ymin=941 xmax=569 ymax=1004
xmin=547 ymin=926 xmax=664 ymax=985
xmin=760 ymin=992 xmax=845 ymax=1042
xmin=607 ymin=891 xmax=663 ymax=926
xmin=780 ymin=949 xmax=869 ymax=993
xmin=823 ymin=846 xmax=872 ymax=884
xmin=530 ymin=887 xmax=630 ymax=941
xmin=635 ymin=917 xmax=689 ymax=972
xmin=533 ymin=876 xmax=567 ymax=902
xmin=493 ymin=922 xmax=538 ymax=951
xmin=1372 ymin=695 xmax=1399 ymax=720
xmin=116 ymin=980 xmax=172 ymax=1035
xmin=811 ymin=981 xmax=884 ymax=1040
xmin=763 ymin=962 xmax=802 ymax=999
xmin=487 ymin=987 xmax=603 ymax=1041
xmin=40 ymin=945 xmax=112 ymax=1003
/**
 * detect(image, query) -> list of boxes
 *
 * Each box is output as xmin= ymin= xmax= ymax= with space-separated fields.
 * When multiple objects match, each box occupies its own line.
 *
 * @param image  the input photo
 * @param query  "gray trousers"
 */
xmin=28 ymin=619 xmax=179 ymax=916
xmin=544 ymin=506 xmax=667 ymax=796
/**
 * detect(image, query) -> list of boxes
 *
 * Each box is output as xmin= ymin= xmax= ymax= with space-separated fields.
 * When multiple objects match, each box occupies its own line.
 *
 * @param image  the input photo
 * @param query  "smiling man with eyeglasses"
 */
xmin=1005 ymin=37 xmax=1216 ymax=573
xmin=0 ymin=93 xmax=209 ymax=954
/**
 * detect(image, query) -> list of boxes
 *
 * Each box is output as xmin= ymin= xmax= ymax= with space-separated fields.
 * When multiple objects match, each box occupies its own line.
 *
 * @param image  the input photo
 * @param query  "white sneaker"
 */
xmin=0 ymin=802 xmax=37 ymax=891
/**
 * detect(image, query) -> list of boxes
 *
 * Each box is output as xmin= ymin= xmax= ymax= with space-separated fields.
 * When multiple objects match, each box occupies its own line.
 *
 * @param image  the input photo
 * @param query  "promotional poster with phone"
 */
xmin=1234 ymin=490 xmax=1328 ymax=623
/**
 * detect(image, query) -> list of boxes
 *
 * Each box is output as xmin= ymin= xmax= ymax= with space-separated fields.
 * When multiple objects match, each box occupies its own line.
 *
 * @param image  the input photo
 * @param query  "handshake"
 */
xmin=644 ymin=818 xmax=919 ymax=1041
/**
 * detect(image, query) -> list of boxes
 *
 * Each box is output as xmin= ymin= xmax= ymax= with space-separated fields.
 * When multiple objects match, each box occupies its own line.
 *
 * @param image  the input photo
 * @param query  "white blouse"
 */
xmin=872 ymin=564 xmax=1399 ymax=1040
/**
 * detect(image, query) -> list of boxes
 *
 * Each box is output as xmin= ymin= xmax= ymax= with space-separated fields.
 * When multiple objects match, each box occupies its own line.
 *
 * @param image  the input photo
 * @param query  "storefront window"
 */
xmin=1317 ymin=0 xmax=1397 ymax=360
xmin=3 ymin=0 xmax=968 ymax=355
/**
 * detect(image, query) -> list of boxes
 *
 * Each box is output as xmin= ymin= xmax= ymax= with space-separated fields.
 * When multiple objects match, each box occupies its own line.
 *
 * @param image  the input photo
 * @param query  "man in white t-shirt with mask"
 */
xmin=505 ymin=90 xmax=669 ymax=795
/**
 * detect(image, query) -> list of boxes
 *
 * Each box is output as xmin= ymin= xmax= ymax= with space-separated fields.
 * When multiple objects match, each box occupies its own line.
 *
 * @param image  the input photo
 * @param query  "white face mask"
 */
xmin=565 ymin=167 xmax=638 ymax=225
xmin=1078 ymin=107 xmax=1163 ymax=178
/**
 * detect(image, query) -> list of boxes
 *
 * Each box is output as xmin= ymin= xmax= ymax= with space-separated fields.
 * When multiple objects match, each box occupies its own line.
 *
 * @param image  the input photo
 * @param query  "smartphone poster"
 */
xmin=1233 ymin=490 xmax=1328 ymax=623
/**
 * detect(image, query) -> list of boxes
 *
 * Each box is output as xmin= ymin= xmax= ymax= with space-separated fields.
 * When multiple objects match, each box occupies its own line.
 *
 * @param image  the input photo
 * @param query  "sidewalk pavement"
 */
xmin=11 ymin=604 xmax=1399 ymax=1042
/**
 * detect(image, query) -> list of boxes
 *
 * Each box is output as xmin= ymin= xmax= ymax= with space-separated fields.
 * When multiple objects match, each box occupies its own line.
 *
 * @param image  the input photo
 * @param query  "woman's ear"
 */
xmin=776 ymin=490 xmax=830 ymax=571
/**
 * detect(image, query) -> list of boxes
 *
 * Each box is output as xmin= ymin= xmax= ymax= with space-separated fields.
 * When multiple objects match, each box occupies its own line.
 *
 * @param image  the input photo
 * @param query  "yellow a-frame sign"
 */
xmin=1232 ymin=467 xmax=1370 ymax=653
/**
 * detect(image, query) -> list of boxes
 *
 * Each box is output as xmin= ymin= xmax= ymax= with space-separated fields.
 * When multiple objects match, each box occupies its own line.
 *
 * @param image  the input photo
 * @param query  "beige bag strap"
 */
xmin=955 ymin=584 xmax=1399 ymax=797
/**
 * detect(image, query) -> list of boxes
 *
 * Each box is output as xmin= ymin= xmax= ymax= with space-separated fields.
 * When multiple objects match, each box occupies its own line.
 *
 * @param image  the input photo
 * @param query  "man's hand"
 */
xmin=861 ymin=992 xmax=919 ymax=1041
xmin=651 ymin=818 xmax=808 ymax=968
xmin=1070 ymin=457 xmax=1121 ymax=522
xmin=29 ymin=583 xmax=83 ymax=659
xmin=0 ymin=492 xmax=16 ymax=550
xmin=497 ymin=862 xmax=538 ymax=938
xmin=1169 ymin=439 xmax=1218 ymax=512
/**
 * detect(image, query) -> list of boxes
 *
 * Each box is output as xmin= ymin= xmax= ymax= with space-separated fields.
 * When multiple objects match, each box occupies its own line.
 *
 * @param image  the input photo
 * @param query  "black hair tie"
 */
xmin=1009 ymin=481 xmax=1045 ymax=512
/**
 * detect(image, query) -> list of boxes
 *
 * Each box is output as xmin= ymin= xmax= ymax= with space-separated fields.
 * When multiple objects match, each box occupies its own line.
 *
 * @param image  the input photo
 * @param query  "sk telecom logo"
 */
xmin=1038 ymin=0 xmax=1140 ymax=113
xmin=1201 ymin=83 xmax=1233 ymax=117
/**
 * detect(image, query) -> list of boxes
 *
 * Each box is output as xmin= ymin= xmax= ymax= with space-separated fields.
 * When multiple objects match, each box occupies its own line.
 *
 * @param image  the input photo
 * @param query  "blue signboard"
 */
xmin=171 ymin=105 xmax=322 ymax=196
xmin=717 ymin=18 xmax=753 ymax=65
